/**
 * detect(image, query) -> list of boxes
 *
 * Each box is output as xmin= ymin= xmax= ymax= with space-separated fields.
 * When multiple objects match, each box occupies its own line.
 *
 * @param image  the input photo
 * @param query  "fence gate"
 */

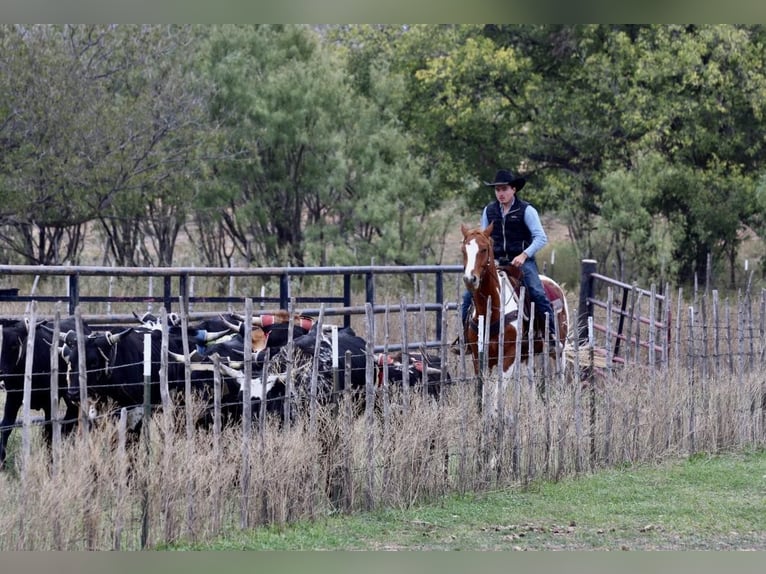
xmin=577 ymin=259 xmax=672 ymax=368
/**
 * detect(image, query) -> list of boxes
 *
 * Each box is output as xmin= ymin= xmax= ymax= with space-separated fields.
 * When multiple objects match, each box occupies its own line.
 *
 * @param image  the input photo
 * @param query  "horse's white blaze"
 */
xmin=462 ymin=238 xmax=480 ymax=285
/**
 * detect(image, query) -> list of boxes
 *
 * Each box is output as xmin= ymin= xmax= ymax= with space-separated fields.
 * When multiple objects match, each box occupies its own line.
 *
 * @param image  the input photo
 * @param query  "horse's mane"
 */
xmin=461 ymin=223 xmax=494 ymax=250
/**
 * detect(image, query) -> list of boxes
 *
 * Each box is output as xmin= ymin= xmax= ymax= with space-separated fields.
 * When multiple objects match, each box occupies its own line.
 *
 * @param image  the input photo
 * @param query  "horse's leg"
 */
xmin=500 ymin=350 xmax=519 ymax=392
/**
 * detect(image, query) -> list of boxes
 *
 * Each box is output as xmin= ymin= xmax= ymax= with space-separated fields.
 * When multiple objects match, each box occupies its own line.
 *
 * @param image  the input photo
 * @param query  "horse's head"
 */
xmin=461 ymin=222 xmax=495 ymax=292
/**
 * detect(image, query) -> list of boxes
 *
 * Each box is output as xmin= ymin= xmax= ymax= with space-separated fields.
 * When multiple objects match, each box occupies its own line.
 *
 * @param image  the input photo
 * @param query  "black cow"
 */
xmin=204 ymin=322 xmax=369 ymax=426
xmin=0 ymin=318 xmax=90 ymax=467
xmin=62 ymin=327 xmax=222 ymax=434
xmin=374 ymin=350 xmax=451 ymax=399
xmin=263 ymin=323 xmax=369 ymax=409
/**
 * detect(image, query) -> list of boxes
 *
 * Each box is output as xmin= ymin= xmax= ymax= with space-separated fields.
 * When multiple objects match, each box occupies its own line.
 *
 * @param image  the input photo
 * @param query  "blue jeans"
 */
xmin=461 ymin=258 xmax=556 ymax=333
xmin=519 ymin=258 xmax=556 ymax=333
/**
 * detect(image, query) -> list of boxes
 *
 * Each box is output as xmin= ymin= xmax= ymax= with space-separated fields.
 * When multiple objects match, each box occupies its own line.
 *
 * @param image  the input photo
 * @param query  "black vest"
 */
xmin=485 ymin=198 xmax=532 ymax=260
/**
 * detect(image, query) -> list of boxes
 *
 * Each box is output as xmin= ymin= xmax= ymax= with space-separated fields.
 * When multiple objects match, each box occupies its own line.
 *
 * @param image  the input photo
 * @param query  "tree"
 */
xmin=0 ymin=25 xmax=91 ymax=264
xmin=195 ymin=25 xmax=444 ymax=268
xmin=373 ymin=24 xmax=766 ymax=287
xmin=0 ymin=25 xmax=210 ymax=267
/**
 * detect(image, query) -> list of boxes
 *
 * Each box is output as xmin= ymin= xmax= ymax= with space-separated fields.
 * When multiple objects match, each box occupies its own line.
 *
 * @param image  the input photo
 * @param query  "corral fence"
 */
xmin=577 ymin=257 xmax=766 ymax=375
xmin=1 ymin=261 xmax=765 ymax=550
xmin=577 ymin=258 xmax=672 ymax=369
xmin=0 ymin=262 xmax=466 ymax=350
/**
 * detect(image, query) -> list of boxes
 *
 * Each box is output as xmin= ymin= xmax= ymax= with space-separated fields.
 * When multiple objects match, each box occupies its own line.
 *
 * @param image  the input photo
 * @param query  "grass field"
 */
xmin=161 ymin=448 xmax=766 ymax=551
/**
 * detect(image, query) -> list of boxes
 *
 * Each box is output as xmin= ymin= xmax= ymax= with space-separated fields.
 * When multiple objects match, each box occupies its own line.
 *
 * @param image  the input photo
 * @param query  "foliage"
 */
xmin=194 ymin=25 xmax=444 ymax=268
xmin=0 ymin=25 xmax=209 ymax=266
xmin=1 ymin=24 xmax=766 ymax=286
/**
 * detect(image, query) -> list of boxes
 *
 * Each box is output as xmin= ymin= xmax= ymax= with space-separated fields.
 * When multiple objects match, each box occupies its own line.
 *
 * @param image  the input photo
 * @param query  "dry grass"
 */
xmin=1 ymin=359 xmax=764 ymax=550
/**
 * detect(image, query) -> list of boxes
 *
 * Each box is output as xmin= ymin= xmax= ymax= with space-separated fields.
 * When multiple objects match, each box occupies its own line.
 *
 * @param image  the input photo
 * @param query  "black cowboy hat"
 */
xmin=483 ymin=169 xmax=526 ymax=190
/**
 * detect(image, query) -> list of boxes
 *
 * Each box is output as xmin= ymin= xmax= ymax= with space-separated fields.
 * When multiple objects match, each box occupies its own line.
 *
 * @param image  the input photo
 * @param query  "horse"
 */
xmin=460 ymin=222 xmax=570 ymax=385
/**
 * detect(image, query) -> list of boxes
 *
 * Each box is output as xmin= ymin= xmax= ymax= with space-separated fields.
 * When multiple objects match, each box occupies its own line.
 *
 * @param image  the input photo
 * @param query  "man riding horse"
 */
xmin=461 ymin=168 xmax=559 ymax=346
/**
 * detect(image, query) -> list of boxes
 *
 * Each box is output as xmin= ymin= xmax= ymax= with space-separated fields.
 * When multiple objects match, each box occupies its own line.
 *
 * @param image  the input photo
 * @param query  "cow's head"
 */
xmin=63 ymin=328 xmax=133 ymax=403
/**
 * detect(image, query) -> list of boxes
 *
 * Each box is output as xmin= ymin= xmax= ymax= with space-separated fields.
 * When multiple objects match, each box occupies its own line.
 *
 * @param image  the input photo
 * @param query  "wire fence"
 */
xmin=1 ymin=262 xmax=765 ymax=549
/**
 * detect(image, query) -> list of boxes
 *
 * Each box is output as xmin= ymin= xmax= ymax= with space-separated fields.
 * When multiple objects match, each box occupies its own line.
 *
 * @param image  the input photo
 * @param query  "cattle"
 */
xmin=128 ymin=309 xmax=305 ymax=428
xmin=0 ymin=317 xmax=90 ymax=467
xmin=71 ymin=319 xmax=278 ymax=432
xmin=253 ymin=323 xmax=369 ymax=414
xmin=236 ymin=325 xmax=456 ymax=417
xmin=56 ymin=310 xmax=451 ymax=436
xmin=374 ymin=350 xmax=451 ymax=399
xmin=133 ymin=309 xmax=312 ymax=360
xmin=62 ymin=327 xmax=224 ymax=435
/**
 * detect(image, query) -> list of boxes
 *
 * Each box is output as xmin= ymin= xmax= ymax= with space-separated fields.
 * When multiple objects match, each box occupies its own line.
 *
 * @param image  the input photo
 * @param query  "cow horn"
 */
xmin=218 ymin=315 xmax=242 ymax=333
xmin=57 ymin=330 xmax=77 ymax=345
xmin=217 ymin=363 xmax=241 ymax=378
xmin=187 ymin=362 xmax=215 ymax=373
xmin=106 ymin=328 xmax=133 ymax=345
xmin=200 ymin=329 xmax=229 ymax=342
xmin=167 ymin=350 xmax=187 ymax=362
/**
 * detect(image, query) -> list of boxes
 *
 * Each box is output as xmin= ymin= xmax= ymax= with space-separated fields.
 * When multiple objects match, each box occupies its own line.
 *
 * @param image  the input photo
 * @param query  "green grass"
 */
xmin=161 ymin=448 xmax=766 ymax=551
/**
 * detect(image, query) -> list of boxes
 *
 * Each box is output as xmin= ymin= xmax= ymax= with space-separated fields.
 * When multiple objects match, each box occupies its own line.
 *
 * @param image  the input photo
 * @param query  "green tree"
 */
xmin=374 ymin=24 xmax=766 ymax=287
xmin=0 ymin=25 xmax=91 ymax=264
xmin=195 ymin=25 xmax=444 ymax=268
xmin=0 ymin=25 xmax=209 ymax=267
xmin=633 ymin=25 xmax=766 ymax=286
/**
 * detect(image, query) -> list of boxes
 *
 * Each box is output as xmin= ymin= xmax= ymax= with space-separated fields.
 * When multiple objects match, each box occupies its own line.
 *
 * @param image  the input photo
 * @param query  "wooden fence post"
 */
xmin=240 ymin=298 xmax=253 ymax=530
xmin=577 ymin=259 xmax=597 ymax=347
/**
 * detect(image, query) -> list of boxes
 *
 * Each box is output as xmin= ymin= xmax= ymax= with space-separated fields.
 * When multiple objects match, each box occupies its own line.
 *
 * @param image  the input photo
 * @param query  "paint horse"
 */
xmin=460 ymin=222 xmax=570 ymax=383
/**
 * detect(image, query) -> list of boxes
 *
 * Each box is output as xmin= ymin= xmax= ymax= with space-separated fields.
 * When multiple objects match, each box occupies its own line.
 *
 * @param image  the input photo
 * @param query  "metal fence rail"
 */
xmin=0 ymin=263 xmax=464 ymax=340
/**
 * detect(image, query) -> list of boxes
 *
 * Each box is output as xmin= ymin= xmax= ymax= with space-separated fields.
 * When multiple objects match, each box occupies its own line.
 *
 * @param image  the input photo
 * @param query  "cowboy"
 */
xmin=461 ymin=168 xmax=559 ymax=344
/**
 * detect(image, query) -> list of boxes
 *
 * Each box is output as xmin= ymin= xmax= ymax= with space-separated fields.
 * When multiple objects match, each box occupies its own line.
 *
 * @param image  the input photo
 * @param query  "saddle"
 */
xmin=496 ymin=263 xmax=563 ymax=338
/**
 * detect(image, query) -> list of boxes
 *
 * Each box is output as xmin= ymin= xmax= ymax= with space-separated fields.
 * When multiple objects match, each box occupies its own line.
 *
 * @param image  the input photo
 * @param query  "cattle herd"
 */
xmin=0 ymin=309 xmax=451 ymax=468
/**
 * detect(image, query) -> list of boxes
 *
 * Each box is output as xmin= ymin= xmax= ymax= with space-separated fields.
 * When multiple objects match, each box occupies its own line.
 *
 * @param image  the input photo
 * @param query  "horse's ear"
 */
xmin=484 ymin=221 xmax=494 ymax=235
xmin=460 ymin=223 xmax=469 ymax=237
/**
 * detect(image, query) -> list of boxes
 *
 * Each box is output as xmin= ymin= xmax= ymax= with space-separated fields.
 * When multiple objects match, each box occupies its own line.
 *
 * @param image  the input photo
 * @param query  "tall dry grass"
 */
xmin=1 ymin=359 xmax=764 ymax=550
xmin=2 ymin=266 xmax=766 ymax=549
